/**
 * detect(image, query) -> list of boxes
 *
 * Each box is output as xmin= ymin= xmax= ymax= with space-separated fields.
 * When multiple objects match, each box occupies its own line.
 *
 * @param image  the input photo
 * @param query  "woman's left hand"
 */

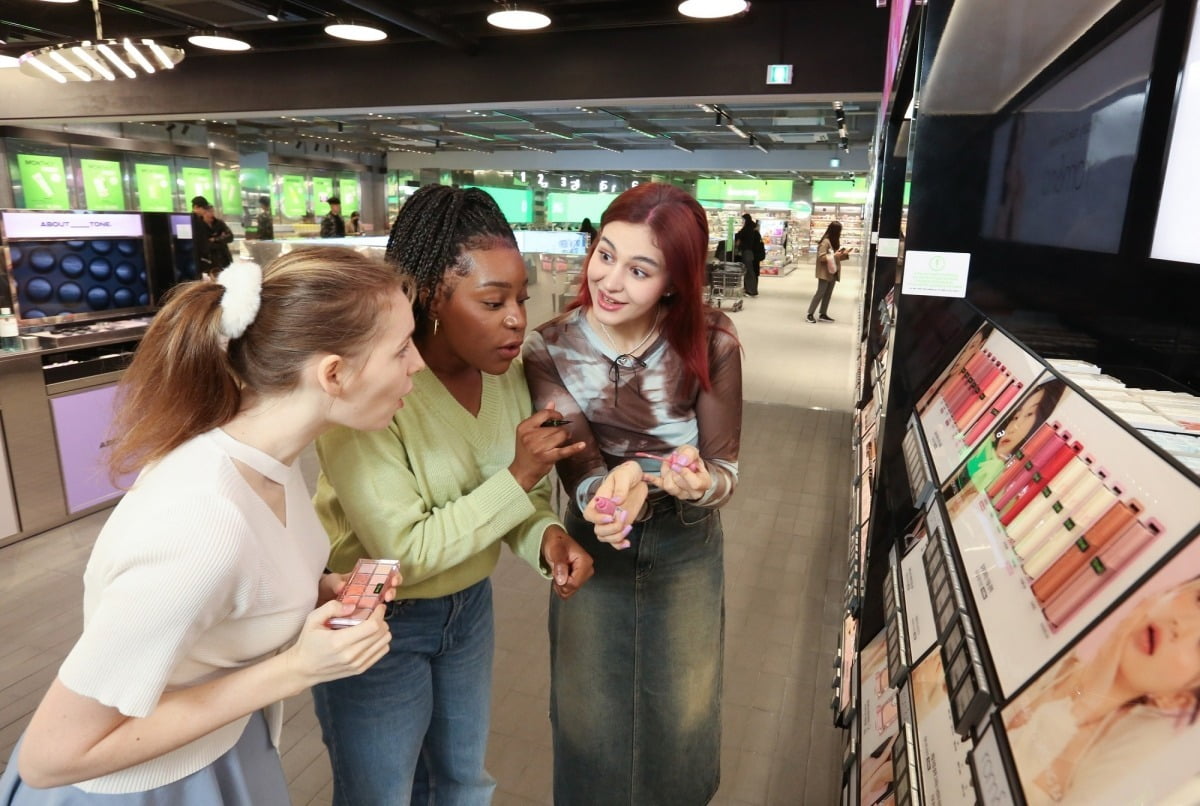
xmin=540 ymin=527 xmax=595 ymax=599
xmin=643 ymin=445 xmax=711 ymax=501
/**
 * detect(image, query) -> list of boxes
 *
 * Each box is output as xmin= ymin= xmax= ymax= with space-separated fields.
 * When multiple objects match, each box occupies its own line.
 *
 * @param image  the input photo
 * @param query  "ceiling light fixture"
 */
xmin=19 ymin=0 xmax=183 ymax=81
xmin=324 ymin=19 xmax=387 ymax=41
xmin=677 ymin=0 xmax=749 ymax=20
xmin=188 ymin=30 xmax=251 ymax=51
xmin=487 ymin=4 xmax=552 ymax=31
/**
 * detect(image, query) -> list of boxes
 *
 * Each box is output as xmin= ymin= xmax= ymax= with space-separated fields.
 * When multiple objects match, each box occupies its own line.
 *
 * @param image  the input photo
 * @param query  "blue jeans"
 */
xmin=551 ymin=498 xmax=725 ymax=805
xmin=312 ymin=578 xmax=496 ymax=806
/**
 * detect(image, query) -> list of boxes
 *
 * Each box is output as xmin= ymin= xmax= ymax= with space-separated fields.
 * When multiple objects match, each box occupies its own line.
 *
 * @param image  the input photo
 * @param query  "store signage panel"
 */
xmin=765 ymin=63 xmax=793 ymax=85
xmin=182 ymin=166 xmax=213 ymax=206
xmin=312 ymin=176 xmax=334 ymax=206
xmin=338 ymin=176 xmax=360 ymax=216
xmin=280 ymin=175 xmax=307 ymax=219
xmin=50 ymin=384 xmax=138 ymax=513
xmin=545 ymin=191 xmax=616 ymax=224
xmin=134 ymin=163 xmax=173 ymax=212
xmin=902 ymin=250 xmax=970 ymax=298
xmin=909 ymin=652 xmax=977 ymax=805
xmin=812 ymin=178 xmax=870 ymax=204
xmin=17 ymin=154 xmax=70 ymax=210
xmin=695 ymin=178 xmax=794 ymax=203
xmin=878 ymin=237 xmax=900 ymax=257
xmin=969 ymin=722 xmax=1018 ymax=806
xmin=1152 ymin=0 xmax=1200 ymax=263
xmin=1 ymin=211 xmax=143 ymax=239
xmin=466 ymin=186 xmax=534 ymax=223
xmin=939 ymin=373 xmax=1200 ymax=697
xmin=999 ymin=536 xmax=1200 ymax=806
xmin=218 ymin=169 xmax=241 ymax=214
xmin=79 ymin=159 xmax=124 ymax=211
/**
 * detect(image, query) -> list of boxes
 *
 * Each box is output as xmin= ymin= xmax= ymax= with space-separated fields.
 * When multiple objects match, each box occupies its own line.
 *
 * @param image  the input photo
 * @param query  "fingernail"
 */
xmin=615 ymin=507 xmax=627 ymax=521
xmin=621 ymin=524 xmax=632 ymax=537
xmin=617 ymin=540 xmax=631 ymax=550
xmin=601 ymin=516 xmax=614 ymax=524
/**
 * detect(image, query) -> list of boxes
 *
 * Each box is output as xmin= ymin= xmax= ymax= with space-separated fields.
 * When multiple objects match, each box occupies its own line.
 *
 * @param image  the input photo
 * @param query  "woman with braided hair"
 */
xmin=310 ymin=184 xmax=594 ymax=805
xmin=0 ymin=249 xmax=418 ymax=804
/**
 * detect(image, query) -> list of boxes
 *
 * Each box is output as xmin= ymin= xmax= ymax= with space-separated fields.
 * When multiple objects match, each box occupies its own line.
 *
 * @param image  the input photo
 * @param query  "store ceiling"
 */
xmin=1 ymin=0 xmax=878 ymax=171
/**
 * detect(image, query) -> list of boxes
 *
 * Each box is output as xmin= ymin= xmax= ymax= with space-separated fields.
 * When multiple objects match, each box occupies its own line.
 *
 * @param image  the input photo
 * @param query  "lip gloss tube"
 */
xmin=1021 ymin=489 xmax=1121 ymax=579
xmin=1005 ymin=456 xmax=1095 ymax=547
xmin=1042 ymin=520 xmax=1159 ymax=630
xmin=942 ymin=351 xmax=993 ymax=405
xmin=1031 ymin=500 xmax=1141 ymax=603
xmin=997 ymin=441 xmax=1082 ymax=525
xmin=963 ymin=380 xmax=1025 ymax=446
xmin=944 ymin=375 xmax=983 ymax=422
xmin=991 ymin=432 xmax=1070 ymax=512
xmin=984 ymin=424 xmax=1060 ymax=500
xmin=955 ymin=366 xmax=1011 ymax=431
xmin=950 ymin=359 xmax=1003 ymax=425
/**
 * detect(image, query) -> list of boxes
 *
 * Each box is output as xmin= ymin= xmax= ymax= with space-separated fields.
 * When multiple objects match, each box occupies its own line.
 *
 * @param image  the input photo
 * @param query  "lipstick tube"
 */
xmin=997 ymin=441 xmax=1082 ymax=525
xmin=1042 ymin=521 xmax=1158 ymax=630
xmin=1021 ymin=489 xmax=1121 ymax=579
xmin=963 ymin=380 xmax=1025 ymax=446
xmin=984 ymin=424 xmax=1060 ymax=500
xmin=951 ymin=358 xmax=1004 ymax=426
xmin=940 ymin=351 xmax=993 ymax=408
xmin=1031 ymin=500 xmax=1141 ymax=603
xmin=955 ymin=366 xmax=1011 ymax=432
xmin=991 ymin=431 xmax=1070 ymax=512
xmin=1005 ymin=457 xmax=1096 ymax=548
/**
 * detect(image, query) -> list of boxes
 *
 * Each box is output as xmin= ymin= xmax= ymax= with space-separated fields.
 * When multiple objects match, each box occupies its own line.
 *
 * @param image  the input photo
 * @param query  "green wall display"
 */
xmin=338 ymin=175 xmax=360 ymax=215
xmin=280 ymin=174 xmax=307 ymax=218
xmin=546 ymin=191 xmax=617 ymax=223
xmin=135 ymin=163 xmax=173 ymax=212
xmin=312 ymin=176 xmax=334 ymax=207
xmin=219 ymin=169 xmax=241 ymax=214
xmin=812 ymin=178 xmax=869 ymax=204
xmin=17 ymin=153 xmax=70 ymax=209
xmin=182 ymin=166 xmax=213 ymax=205
xmin=695 ymin=178 xmax=794 ymax=203
xmin=464 ymin=185 xmax=533 ymax=223
xmin=79 ymin=158 xmax=124 ymax=211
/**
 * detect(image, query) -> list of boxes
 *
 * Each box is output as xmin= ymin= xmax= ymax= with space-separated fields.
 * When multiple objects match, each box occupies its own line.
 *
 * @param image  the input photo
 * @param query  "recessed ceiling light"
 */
xmin=325 ymin=20 xmax=387 ymax=41
xmin=678 ymin=0 xmax=749 ymax=20
xmin=188 ymin=31 xmax=252 ymax=51
xmin=487 ymin=5 xmax=551 ymax=31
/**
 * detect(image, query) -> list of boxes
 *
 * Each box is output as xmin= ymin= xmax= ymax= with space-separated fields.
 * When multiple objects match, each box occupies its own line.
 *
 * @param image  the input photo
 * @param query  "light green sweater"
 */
xmin=313 ymin=361 xmax=556 ymax=599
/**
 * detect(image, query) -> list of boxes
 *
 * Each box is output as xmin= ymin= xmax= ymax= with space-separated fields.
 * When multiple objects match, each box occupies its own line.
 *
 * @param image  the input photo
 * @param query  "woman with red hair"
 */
xmin=524 ymin=182 xmax=742 ymax=804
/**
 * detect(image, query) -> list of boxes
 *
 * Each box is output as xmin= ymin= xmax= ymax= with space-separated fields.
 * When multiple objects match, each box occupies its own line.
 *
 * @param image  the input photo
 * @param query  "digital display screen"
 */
xmin=79 ymin=159 xmax=124 ymax=211
xmin=8 ymin=238 xmax=150 ymax=321
xmin=17 ymin=154 xmax=70 ymax=209
xmin=465 ymin=186 xmax=534 ymax=223
xmin=170 ymin=213 xmax=199 ymax=283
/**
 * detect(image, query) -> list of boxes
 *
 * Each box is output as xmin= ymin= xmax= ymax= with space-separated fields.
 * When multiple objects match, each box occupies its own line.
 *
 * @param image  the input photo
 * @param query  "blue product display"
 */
xmin=7 ymin=238 xmax=150 ymax=320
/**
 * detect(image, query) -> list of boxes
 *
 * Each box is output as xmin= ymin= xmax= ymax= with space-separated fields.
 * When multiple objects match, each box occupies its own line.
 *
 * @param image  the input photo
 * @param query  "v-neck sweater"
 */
xmin=314 ymin=360 xmax=557 ymax=597
xmin=56 ymin=429 xmax=329 ymax=793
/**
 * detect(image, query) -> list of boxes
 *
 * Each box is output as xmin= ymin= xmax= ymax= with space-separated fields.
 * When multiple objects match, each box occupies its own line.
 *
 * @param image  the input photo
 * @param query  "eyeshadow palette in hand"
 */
xmin=327 ymin=559 xmax=400 ymax=629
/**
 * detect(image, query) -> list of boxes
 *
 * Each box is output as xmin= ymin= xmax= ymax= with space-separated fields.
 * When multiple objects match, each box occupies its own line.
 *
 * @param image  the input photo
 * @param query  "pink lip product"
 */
xmin=1003 ymin=455 xmax=1094 ymax=547
xmin=1020 ymin=485 xmax=1121 ymax=578
xmin=1042 ymin=519 xmax=1161 ymax=630
xmin=954 ymin=363 xmax=1009 ymax=431
xmin=593 ymin=496 xmax=616 ymax=515
xmin=996 ymin=440 xmax=1082 ymax=525
xmin=962 ymin=380 xmax=1025 ymax=446
xmin=984 ymin=424 xmax=1060 ymax=500
xmin=1011 ymin=467 xmax=1110 ymax=559
xmin=989 ymin=431 xmax=1070 ymax=512
xmin=328 ymin=558 xmax=400 ymax=629
xmin=1030 ymin=499 xmax=1141 ymax=604
xmin=634 ymin=451 xmax=699 ymax=472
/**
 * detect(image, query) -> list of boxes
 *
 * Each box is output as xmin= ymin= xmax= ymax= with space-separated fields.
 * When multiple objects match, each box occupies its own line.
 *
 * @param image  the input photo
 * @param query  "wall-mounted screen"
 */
xmin=134 ymin=163 xmax=173 ymax=212
xmin=545 ymin=191 xmax=615 ymax=224
xmin=979 ymin=9 xmax=1160 ymax=253
xmin=465 ymin=186 xmax=534 ymax=224
xmin=1152 ymin=3 xmax=1200 ymax=263
xmin=16 ymin=154 xmax=70 ymax=210
xmin=79 ymin=159 xmax=124 ymax=211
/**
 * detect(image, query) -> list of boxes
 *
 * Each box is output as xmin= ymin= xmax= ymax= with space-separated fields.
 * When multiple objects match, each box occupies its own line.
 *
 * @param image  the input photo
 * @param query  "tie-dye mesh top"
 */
xmin=523 ymin=306 xmax=742 ymax=513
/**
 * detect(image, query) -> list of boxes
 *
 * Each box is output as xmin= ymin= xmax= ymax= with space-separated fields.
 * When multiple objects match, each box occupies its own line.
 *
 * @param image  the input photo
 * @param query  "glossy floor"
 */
xmin=0 ymin=259 xmax=861 ymax=804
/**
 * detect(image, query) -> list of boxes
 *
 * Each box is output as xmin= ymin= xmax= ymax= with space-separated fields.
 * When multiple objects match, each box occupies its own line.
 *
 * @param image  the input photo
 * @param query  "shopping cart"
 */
xmin=705 ymin=261 xmax=745 ymax=312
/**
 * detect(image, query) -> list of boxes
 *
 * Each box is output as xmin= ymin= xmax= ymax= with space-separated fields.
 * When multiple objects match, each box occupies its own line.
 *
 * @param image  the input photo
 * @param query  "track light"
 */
xmin=165 ymin=123 xmax=176 ymax=133
xmin=487 ymin=4 xmax=552 ymax=31
xmin=180 ymin=124 xmax=190 ymax=135
xmin=325 ymin=19 xmax=387 ymax=41
xmin=188 ymin=30 xmax=252 ymax=50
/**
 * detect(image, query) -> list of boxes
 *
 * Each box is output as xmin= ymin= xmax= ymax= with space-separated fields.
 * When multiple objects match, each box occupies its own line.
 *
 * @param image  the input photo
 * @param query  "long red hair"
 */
xmin=572 ymin=183 xmax=716 ymax=389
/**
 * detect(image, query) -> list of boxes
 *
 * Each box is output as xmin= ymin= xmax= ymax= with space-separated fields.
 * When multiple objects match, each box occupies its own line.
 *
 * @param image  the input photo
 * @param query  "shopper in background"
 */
xmin=311 ymin=184 xmax=594 ymax=806
xmin=320 ymin=195 xmax=346 ymax=238
xmin=524 ymin=182 xmax=743 ymax=805
xmin=579 ymin=216 xmax=597 ymax=242
xmin=189 ymin=195 xmax=212 ymax=280
xmin=255 ymin=195 xmax=274 ymax=241
xmin=201 ymin=205 xmax=234 ymax=279
xmin=807 ymin=219 xmax=850 ymax=322
xmin=348 ymin=210 xmax=362 ymax=235
xmin=0 ymin=248 xmax=420 ymax=803
xmin=734 ymin=212 xmax=763 ymax=296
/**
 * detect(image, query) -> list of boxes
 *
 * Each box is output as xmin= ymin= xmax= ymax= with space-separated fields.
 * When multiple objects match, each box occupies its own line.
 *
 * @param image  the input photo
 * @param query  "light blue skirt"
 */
xmin=0 ymin=711 xmax=289 ymax=805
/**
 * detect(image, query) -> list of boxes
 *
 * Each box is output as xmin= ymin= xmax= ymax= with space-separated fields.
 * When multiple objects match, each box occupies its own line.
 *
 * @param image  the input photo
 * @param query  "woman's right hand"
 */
xmin=284 ymin=600 xmax=392 ymax=687
xmin=509 ymin=408 xmax=586 ymax=491
xmin=586 ymin=461 xmax=649 ymax=550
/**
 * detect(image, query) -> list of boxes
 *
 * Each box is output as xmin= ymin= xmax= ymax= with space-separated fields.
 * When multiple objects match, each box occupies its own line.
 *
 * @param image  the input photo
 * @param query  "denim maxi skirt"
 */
xmin=0 ymin=711 xmax=289 ymax=806
xmin=551 ymin=497 xmax=725 ymax=806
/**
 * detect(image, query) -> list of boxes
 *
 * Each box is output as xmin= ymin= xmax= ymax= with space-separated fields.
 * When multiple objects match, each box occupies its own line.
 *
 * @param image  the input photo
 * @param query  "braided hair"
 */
xmin=384 ymin=185 xmax=518 ymax=332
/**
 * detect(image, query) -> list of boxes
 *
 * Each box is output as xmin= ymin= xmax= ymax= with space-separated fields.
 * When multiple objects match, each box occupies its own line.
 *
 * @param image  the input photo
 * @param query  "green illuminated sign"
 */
xmin=695 ymin=178 xmax=794 ymax=203
xmin=135 ymin=163 xmax=173 ymax=212
xmin=338 ymin=175 xmax=360 ymax=214
xmin=465 ymin=185 xmax=533 ymax=223
xmin=79 ymin=158 xmax=123 ymax=210
xmin=312 ymin=176 xmax=334 ymax=207
xmin=812 ymin=178 xmax=869 ymax=204
xmin=545 ymin=191 xmax=617 ymax=224
xmin=280 ymin=175 xmax=307 ymax=219
xmin=219 ymin=169 xmax=241 ymax=215
xmin=17 ymin=154 xmax=70 ymax=209
xmin=182 ymin=166 xmax=213 ymax=205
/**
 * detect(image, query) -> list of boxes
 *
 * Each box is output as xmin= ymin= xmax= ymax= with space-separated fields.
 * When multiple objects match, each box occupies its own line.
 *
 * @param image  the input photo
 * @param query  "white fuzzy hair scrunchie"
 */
xmin=216 ymin=260 xmax=263 ymax=342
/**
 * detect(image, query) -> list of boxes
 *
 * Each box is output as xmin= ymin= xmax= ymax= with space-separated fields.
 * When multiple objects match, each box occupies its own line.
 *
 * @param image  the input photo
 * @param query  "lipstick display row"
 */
xmin=978 ymin=421 xmax=1163 ymax=631
xmin=935 ymin=347 xmax=1026 ymax=443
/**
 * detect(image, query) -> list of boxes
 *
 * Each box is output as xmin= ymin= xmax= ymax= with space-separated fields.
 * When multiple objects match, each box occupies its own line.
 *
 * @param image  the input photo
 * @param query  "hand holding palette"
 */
xmin=327 ymin=558 xmax=400 ymax=629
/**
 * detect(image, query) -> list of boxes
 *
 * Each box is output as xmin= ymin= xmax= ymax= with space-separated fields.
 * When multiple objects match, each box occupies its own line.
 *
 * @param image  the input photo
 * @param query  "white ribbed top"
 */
xmin=57 ymin=429 xmax=328 ymax=794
